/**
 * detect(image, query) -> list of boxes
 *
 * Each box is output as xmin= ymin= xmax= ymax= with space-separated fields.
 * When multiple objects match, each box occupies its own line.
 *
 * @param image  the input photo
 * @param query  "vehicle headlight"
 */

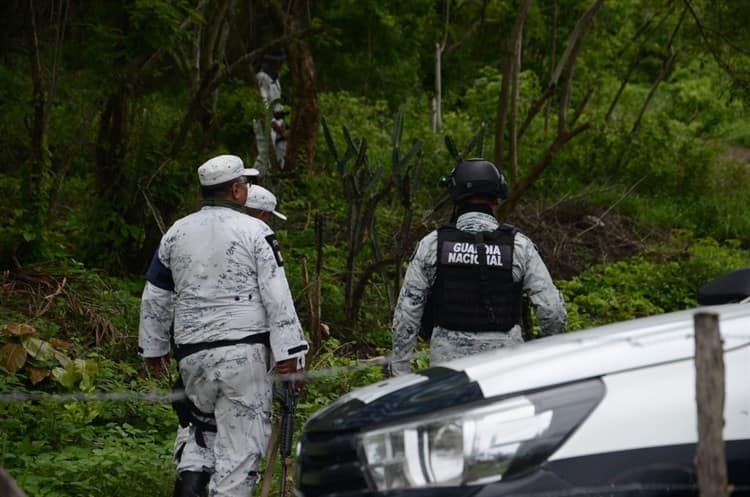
xmin=357 ymin=378 xmax=603 ymax=490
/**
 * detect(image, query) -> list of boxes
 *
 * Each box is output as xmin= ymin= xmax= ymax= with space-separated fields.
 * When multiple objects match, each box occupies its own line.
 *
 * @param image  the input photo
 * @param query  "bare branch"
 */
xmin=494 ymin=0 xmax=533 ymax=177
xmin=558 ymin=0 xmax=603 ymax=134
xmin=544 ymin=0 xmax=558 ymax=131
xmin=683 ymin=0 xmax=750 ymax=92
xmin=499 ymin=123 xmax=590 ymax=218
xmin=605 ymin=49 xmax=645 ymax=123
xmin=136 ymin=0 xmax=210 ymax=78
xmin=549 ymin=0 xmax=603 ymax=88
xmin=519 ymin=85 xmax=555 ymax=141
xmin=508 ymin=19 xmax=523 ymax=182
xmin=46 ymin=0 xmax=68 ymax=119
xmin=630 ymin=7 xmax=686 ymax=136
xmin=570 ymin=87 xmax=593 ymax=127
xmin=519 ymin=0 xmax=602 ymax=141
xmin=204 ymin=0 xmax=232 ymax=69
xmin=572 ymin=175 xmax=648 ymax=240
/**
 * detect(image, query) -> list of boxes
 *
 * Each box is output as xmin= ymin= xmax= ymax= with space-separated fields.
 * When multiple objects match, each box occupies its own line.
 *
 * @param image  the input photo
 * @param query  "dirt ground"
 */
xmin=508 ymin=200 xmax=658 ymax=280
xmin=417 ymin=198 xmax=656 ymax=281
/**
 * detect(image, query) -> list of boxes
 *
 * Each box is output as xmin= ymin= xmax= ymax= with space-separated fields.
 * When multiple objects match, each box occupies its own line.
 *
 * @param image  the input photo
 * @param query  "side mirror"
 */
xmin=697 ymin=267 xmax=750 ymax=305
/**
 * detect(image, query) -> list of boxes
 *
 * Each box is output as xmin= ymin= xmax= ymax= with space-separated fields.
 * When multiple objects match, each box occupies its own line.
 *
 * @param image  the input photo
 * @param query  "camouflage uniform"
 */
xmin=139 ymin=205 xmax=307 ymax=497
xmin=391 ymin=211 xmax=566 ymax=376
xmin=254 ymin=69 xmax=286 ymax=172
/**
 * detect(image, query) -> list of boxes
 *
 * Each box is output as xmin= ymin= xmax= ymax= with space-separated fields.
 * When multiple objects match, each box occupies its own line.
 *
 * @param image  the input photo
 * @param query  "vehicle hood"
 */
xmin=305 ymin=304 xmax=750 ymax=433
xmin=454 ymin=303 xmax=750 ymax=398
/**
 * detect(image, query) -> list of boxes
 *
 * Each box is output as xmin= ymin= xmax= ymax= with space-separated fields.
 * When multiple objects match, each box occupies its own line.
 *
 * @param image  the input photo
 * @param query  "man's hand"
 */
xmin=144 ymin=355 xmax=170 ymax=378
xmin=271 ymin=121 xmax=285 ymax=134
xmin=275 ymin=358 xmax=305 ymax=390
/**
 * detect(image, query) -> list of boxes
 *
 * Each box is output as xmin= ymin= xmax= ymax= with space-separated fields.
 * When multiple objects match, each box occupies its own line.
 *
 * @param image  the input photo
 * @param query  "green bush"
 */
xmin=559 ymin=232 xmax=750 ymax=330
xmin=0 ymin=364 xmax=176 ymax=497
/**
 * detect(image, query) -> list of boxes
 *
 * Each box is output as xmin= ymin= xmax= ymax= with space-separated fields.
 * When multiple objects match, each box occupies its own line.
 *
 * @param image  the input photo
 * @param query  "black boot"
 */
xmin=173 ymin=471 xmax=210 ymax=497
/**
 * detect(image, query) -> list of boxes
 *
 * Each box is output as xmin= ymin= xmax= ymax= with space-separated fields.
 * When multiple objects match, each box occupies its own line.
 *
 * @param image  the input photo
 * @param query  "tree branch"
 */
xmin=493 ymin=0 xmax=532 ymax=178
xmin=683 ymin=0 xmax=750 ymax=93
xmin=630 ymin=7 xmax=686 ymax=136
xmin=499 ymin=123 xmax=590 ymax=218
xmin=558 ymin=0 xmax=603 ymax=134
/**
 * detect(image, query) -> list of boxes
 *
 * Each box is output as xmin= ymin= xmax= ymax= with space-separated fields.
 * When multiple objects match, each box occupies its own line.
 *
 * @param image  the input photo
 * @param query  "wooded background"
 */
xmin=1 ymin=1 xmax=750 ymax=495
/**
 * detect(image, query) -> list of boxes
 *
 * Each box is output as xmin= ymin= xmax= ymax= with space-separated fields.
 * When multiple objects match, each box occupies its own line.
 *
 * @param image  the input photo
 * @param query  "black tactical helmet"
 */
xmin=444 ymin=158 xmax=509 ymax=202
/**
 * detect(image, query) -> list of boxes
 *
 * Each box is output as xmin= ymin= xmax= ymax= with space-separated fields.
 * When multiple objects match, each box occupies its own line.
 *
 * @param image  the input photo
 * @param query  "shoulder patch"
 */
xmin=264 ymin=234 xmax=284 ymax=267
xmin=145 ymin=251 xmax=174 ymax=291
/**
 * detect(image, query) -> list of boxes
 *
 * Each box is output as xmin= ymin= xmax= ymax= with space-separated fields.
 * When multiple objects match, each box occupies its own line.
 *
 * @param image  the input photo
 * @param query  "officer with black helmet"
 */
xmin=390 ymin=158 xmax=567 ymax=375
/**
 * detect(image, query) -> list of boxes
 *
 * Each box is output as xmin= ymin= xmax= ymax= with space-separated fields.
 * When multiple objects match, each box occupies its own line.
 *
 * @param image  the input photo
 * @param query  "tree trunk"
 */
xmin=286 ymin=41 xmax=319 ymax=172
xmin=20 ymin=0 xmax=52 ymax=260
xmin=96 ymin=89 xmax=130 ymax=193
xmin=27 ymin=0 xmax=47 ymax=181
xmin=267 ymin=0 xmax=319 ymax=174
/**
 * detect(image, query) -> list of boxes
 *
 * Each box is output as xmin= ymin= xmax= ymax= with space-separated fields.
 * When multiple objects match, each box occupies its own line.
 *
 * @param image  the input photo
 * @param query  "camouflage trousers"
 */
xmin=175 ymin=343 xmax=272 ymax=497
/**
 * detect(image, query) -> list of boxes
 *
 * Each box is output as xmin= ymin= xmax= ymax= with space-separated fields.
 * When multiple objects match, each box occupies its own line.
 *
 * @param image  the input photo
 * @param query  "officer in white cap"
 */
xmin=244 ymin=167 xmax=261 ymax=185
xmin=138 ymin=154 xmax=308 ymax=497
xmin=245 ymin=185 xmax=287 ymax=222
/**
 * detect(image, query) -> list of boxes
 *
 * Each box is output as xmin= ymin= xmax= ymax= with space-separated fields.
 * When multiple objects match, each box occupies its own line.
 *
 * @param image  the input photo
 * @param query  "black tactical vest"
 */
xmin=431 ymin=224 xmax=522 ymax=332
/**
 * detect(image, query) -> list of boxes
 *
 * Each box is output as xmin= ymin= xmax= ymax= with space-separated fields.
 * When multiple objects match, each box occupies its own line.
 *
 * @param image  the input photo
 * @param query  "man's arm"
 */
xmin=517 ymin=235 xmax=567 ymax=337
xmin=254 ymin=228 xmax=309 ymax=368
xmin=391 ymin=235 xmax=436 ymax=376
xmin=139 ymin=248 xmax=175 ymax=374
xmin=139 ymin=282 xmax=173 ymax=370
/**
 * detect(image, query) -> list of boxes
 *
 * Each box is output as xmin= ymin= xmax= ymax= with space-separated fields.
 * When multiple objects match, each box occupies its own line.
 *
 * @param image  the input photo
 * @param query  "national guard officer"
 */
xmin=138 ymin=154 xmax=308 ymax=497
xmin=253 ymin=50 xmax=289 ymax=172
xmin=390 ymin=158 xmax=567 ymax=376
xmin=244 ymin=185 xmax=287 ymax=223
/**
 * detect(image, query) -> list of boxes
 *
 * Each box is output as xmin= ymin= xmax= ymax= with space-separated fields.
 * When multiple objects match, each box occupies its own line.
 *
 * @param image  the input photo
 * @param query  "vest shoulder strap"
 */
xmin=496 ymin=223 xmax=520 ymax=235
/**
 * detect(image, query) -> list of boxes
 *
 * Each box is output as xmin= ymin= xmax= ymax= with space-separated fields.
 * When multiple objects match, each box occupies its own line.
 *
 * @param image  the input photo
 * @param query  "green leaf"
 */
xmin=52 ymin=366 xmax=81 ymax=389
xmin=74 ymin=359 xmax=99 ymax=390
xmin=21 ymin=336 xmax=56 ymax=361
xmin=54 ymin=350 xmax=71 ymax=368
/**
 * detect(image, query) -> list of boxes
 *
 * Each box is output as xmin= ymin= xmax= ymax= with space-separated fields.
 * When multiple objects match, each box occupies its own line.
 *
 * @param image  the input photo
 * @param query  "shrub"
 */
xmin=559 ymin=232 xmax=750 ymax=330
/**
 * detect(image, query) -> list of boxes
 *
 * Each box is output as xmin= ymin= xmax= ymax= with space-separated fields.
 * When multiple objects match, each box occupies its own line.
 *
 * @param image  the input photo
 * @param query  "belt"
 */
xmin=174 ymin=332 xmax=270 ymax=362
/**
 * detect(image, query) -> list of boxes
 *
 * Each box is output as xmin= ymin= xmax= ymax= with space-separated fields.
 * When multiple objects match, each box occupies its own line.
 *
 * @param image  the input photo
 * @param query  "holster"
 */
xmin=171 ymin=376 xmax=192 ymax=428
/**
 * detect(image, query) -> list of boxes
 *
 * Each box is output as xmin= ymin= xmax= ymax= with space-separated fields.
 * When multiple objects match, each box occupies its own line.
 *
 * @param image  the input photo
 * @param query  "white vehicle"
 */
xmin=296 ymin=269 xmax=750 ymax=497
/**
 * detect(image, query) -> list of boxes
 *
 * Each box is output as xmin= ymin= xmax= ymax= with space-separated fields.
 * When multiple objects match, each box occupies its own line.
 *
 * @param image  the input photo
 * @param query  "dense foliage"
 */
xmin=2 ymin=0 xmax=750 ymax=495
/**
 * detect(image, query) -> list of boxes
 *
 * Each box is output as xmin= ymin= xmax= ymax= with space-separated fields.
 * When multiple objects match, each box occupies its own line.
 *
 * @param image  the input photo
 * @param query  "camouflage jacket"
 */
xmin=138 ymin=206 xmax=308 ymax=365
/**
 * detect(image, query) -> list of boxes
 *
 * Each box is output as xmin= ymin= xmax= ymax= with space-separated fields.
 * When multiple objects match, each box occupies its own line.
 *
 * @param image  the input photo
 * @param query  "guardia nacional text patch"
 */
xmin=439 ymin=240 xmax=511 ymax=267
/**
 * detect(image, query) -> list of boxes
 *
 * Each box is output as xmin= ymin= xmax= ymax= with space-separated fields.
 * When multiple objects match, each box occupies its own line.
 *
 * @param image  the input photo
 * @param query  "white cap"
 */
xmin=198 ymin=155 xmax=244 ymax=186
xmin=244 ymin=167 xmax=260 ymax=178
xmin=245 ymin=185 xmax=287 ymax=221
